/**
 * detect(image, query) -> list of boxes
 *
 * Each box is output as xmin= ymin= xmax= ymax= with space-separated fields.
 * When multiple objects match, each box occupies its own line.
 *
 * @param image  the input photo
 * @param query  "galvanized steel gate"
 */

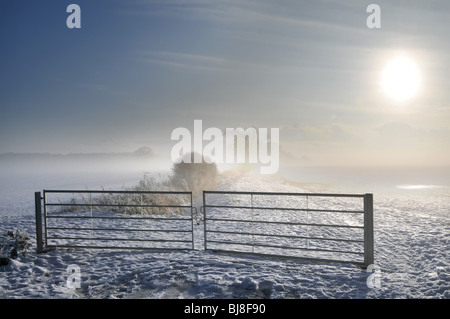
xmin=35 ymin=190 xmax=194 ymax=252
xmin=202 ymin=191 xmax=374 ymax=268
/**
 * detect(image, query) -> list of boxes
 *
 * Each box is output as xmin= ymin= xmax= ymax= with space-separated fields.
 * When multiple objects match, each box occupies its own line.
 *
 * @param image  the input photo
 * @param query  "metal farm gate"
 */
xmin=35 ymin=189 xmax=374 ymax=267
xmin=202 ymin=191 xmax=374 ymax=268
xmin=35 ymin=190 xmax=194 ymax=252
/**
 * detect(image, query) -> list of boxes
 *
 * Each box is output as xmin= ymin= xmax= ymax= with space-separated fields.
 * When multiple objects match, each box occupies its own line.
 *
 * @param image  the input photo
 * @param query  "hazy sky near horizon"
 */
xmin=1 ymin=0 xmax=449 ymax=167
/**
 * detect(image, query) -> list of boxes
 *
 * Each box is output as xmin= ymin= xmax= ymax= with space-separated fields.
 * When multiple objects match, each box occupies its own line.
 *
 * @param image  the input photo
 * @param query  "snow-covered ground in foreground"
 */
xmin=0 ymin=166 xmax=449 ymax=299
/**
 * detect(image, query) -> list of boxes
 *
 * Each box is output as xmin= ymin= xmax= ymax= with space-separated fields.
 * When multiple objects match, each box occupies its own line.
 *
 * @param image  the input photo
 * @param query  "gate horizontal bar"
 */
xmin=47 ymin=227 xmax=192 ymax=233
xmin=44 ymin=190 xmax=191 ymax=195
xmin=204 ymin=205 xmax=363 ymax=214
xmin=204 ymin=191 xmax=365 ymax=198
xmin=47 ymin=245 xmax=191 ymax=251
xmin=47 ymin=236 xmax=192 ymax=243
xmin=205 ymin=217 xmax=364 ymax=229
xmin=207 ymin=240 xmax=364 ymax=255
xmin=206 ymin=230 xmax=364 ymax=243
xmin=45 ymin=203 xmax=191 ymax=208
xmin=210 ymin=250 xmax=365 ymax=267
xmin=46 ymin=215 xmax=191 ymax=221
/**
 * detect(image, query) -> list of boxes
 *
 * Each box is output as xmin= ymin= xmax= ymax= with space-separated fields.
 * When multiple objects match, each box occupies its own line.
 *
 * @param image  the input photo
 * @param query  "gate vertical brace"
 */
xmin=43 ymin=190 xmax=48 ymax=247
xmin=191 ymin=192 xmax=194 ymax=250
xmin=364 ymin=193 xmax=374 ymax=268
xmin=35 ymin=192 xmax=43 ymax=253
xmin=140 ymin=194 xmax=144 ymax=247
xmin=89 ymin=192 xmax=93 ymax=239
xmin=251 ymin=194 xmax=254 ymax=253
xmin=203 ymin=191 xmax=207 ymax=251
xmin=306 ymin=195 xmax=310 ymax=249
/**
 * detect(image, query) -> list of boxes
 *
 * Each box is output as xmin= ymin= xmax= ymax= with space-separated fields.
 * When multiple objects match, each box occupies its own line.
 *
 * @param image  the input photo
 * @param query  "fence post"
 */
xmin=35 ymin=192 xmax=44 ymax=253
xmin=363 ymin=193 xmax=374 ymax=268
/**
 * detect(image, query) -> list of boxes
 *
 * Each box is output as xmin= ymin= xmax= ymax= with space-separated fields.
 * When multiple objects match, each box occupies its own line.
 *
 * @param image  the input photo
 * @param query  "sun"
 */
xmin=381 ymin=55 xmax=422 ymax=102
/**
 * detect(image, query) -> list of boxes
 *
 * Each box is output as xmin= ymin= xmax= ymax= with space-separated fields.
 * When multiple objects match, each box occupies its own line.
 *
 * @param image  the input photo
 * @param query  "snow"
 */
xmin=0 ymin=165 xmax=449 ymax=299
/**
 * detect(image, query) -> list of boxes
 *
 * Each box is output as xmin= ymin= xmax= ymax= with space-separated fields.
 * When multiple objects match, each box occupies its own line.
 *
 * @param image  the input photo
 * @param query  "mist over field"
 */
xmin=1 ymin=149 xmax=449 ymax=202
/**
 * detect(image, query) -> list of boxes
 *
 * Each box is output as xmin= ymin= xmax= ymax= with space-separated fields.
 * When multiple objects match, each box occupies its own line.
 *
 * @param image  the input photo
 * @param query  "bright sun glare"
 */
xmin=381 ymin=55 xmax=422 ymax=102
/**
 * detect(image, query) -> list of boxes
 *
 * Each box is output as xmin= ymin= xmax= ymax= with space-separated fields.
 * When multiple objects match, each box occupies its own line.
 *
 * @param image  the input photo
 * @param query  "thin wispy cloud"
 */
xmin=120 ymin=0 xmax=240 ymax=23
xmin=136 ymin=51 xmax=230 ymax=73
xmin=135 ymin=50 xmax=308 ymax=75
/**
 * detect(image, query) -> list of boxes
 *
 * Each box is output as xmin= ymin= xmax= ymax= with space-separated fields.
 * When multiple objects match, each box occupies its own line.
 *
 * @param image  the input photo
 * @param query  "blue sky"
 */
xmin=1 ymin=0 xmax=449 ymax=167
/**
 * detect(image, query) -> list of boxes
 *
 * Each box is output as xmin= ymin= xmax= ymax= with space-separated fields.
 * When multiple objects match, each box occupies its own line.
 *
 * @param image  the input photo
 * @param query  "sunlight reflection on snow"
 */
xmin=396 ymin=184 xmax=448 ymax=190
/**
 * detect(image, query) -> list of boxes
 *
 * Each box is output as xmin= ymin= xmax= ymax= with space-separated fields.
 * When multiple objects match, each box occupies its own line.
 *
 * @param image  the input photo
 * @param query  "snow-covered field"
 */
xmin=0 ymin=164 xmax=449 ymax=299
